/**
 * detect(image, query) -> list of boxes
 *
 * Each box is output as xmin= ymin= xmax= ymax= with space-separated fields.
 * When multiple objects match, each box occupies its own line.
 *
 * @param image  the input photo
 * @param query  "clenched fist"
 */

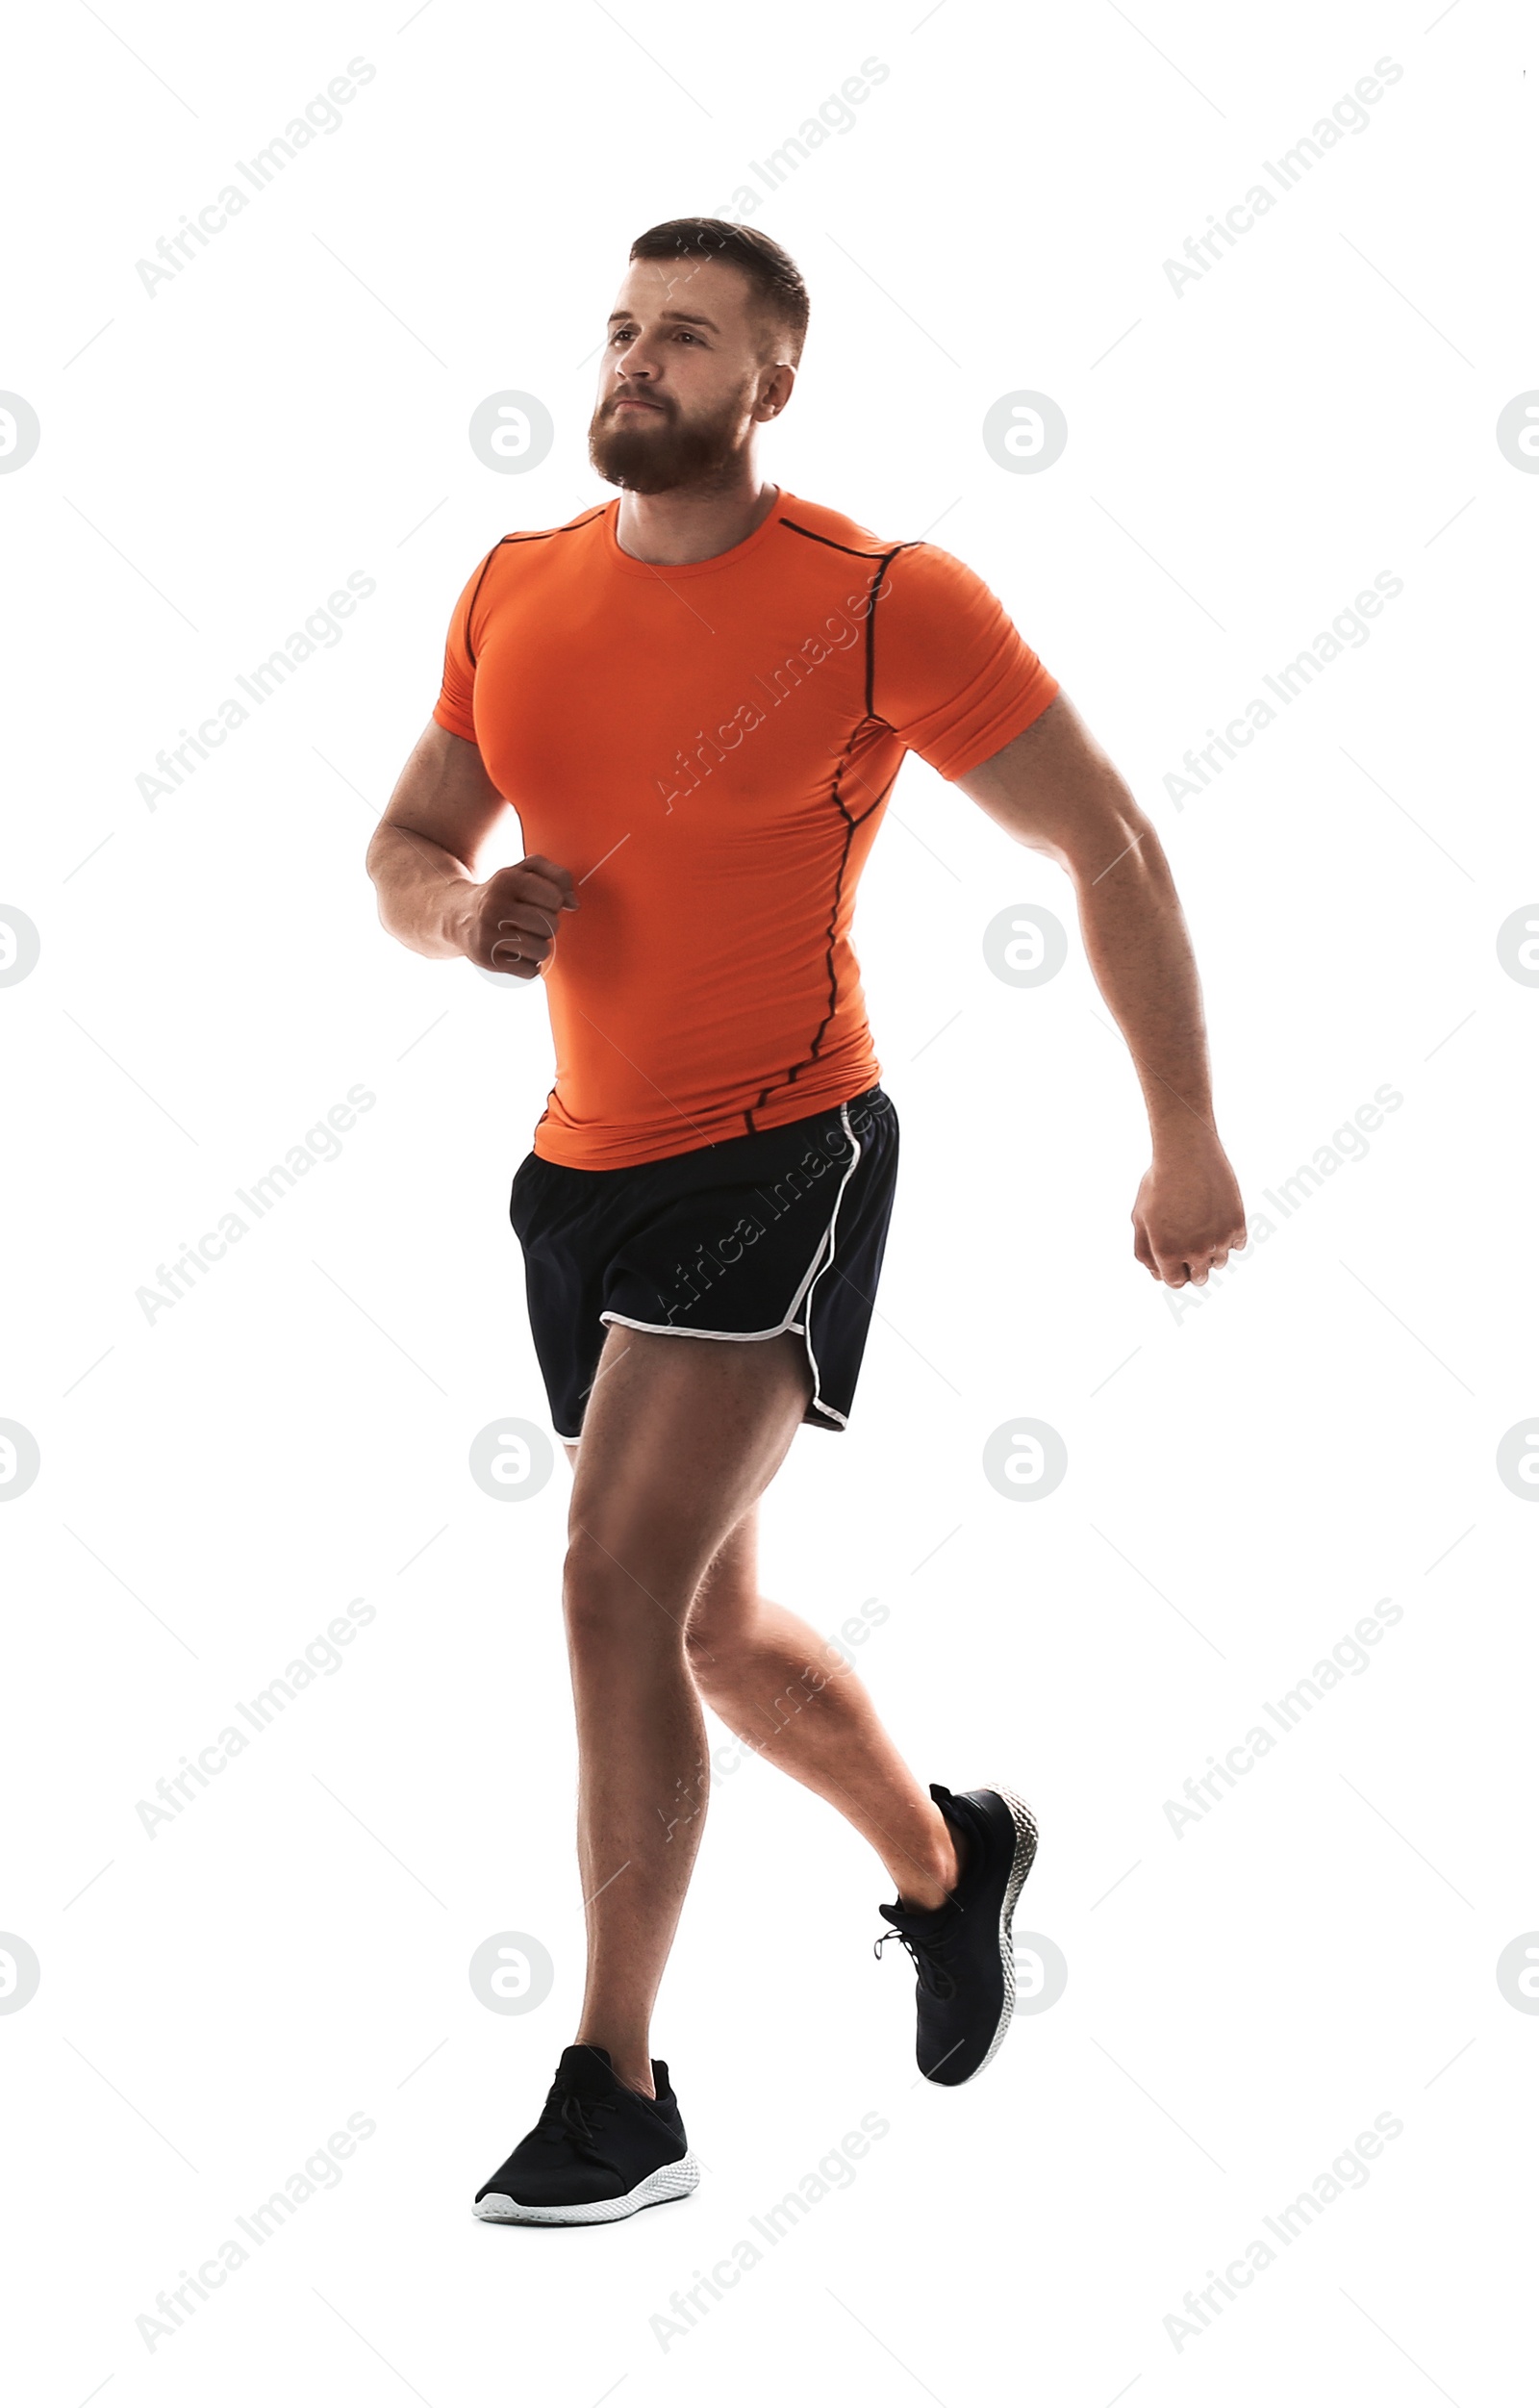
xmin=455 ymin=855 xmax=578 ymax=980
xmin=1131 ymin=1131 xmax=1247 ymax=1288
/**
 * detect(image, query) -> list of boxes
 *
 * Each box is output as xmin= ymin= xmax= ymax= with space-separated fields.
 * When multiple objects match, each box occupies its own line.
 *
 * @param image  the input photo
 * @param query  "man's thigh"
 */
xmin=565 ymin=1325 xmax=811 ymax=1596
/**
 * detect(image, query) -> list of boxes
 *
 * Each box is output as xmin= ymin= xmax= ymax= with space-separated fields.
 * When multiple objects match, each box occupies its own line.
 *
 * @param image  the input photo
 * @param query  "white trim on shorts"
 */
xmin=593 ymin=1100 xmax=865 ymax=1427
xmin=799 ymin=1102 xmax=862 ymax=1426
xmin=599 ymin=1314 xmax=808 ymax=1341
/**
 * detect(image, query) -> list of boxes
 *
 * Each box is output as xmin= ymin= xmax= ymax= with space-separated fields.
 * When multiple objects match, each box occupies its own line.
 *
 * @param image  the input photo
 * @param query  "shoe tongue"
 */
xmin=556 ymin=2043 xmax=618 ymax=2098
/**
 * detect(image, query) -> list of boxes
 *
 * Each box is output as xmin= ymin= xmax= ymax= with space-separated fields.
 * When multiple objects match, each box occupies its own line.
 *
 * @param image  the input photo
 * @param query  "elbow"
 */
xmin=364 ymin=822 xmax=391 ymax=886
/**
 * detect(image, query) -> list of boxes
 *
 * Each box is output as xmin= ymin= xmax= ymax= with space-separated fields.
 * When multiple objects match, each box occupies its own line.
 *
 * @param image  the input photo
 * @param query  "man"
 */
xmin=366 ymin=218 xmax=1245 ymax=2227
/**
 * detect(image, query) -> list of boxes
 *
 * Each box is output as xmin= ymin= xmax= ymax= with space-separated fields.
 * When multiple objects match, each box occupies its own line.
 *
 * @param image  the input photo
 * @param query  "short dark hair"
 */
xmin=627 ymin=217 xmax=809 ymax=367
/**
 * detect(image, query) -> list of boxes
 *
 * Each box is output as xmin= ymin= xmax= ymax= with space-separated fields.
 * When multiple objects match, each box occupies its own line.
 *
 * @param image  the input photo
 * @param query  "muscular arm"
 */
xmin=954 ymin=691 xmax=1246 ymax=1287
xmin=365 ymin=720 xmax=576 ymax=976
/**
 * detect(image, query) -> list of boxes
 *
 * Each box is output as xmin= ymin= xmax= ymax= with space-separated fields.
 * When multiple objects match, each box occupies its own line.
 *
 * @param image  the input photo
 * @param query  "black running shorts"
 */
xmin=509 ymin=1085 xmax=899 ymax=1441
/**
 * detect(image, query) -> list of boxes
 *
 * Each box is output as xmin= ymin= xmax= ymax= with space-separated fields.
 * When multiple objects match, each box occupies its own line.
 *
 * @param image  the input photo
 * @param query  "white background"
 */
xmin=3 ymin=1 xmax=1535 ymax=2400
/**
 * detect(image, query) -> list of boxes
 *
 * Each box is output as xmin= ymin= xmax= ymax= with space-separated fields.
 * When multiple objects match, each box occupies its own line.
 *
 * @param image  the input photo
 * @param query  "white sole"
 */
xmin=964 ymin=1786 xmax=1039 ymax=2084
xmin=472 ymin=2149 xmax=701 ymax=2226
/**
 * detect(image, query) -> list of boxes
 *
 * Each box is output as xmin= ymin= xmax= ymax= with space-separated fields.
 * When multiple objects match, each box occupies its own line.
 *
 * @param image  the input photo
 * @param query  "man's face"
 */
xmin=589 ymin=256 xmax=793 ymax=494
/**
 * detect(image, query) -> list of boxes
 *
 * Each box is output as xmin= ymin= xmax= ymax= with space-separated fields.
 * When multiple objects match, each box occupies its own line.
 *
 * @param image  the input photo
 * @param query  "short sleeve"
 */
xmin=431 ymin=547 xmax=497 ymax=744
xmin=869 ymin=543 xmax=1059 ymax=780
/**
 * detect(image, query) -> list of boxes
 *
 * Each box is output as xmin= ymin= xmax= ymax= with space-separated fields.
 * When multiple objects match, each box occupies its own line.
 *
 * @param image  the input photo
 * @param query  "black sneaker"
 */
xmin=874 ymin=1783 xmax=1039 ymax=2086
xmin=472 ymin=2043 xmax=700 ymax=2225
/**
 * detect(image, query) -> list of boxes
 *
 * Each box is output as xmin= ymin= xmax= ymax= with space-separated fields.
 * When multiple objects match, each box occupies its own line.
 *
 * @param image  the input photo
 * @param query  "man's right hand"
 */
xmin=453 ymin=856 xmax=578 ymax=979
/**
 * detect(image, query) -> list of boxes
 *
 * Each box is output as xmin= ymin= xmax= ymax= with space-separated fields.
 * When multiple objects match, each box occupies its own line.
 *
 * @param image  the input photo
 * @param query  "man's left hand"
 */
xmin=1131 ymin=1135 xmax=1247 ymax=1287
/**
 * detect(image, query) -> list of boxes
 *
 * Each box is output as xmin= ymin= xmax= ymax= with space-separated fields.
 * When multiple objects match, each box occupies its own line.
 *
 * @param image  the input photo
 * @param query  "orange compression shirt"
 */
xmin=432 ymin=487 xmax=1059 ymax=1169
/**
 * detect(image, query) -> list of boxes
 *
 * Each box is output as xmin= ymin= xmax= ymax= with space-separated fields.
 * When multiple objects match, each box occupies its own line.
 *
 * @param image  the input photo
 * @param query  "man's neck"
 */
xmin=614 ymin=475 xmax=780 ymax=567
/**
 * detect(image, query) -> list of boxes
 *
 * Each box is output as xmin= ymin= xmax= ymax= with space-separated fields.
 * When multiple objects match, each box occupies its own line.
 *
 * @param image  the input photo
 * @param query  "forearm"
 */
xmin=1068 ymin=817 xmax=1219 ymax=1150
xmin=958 ymin=694 xmax=1242 ymax=1279
xmin=1066 ymin=801 xmax=1246 ymax=1280
xmin=366 ymin=823 xmax=476 ymax=961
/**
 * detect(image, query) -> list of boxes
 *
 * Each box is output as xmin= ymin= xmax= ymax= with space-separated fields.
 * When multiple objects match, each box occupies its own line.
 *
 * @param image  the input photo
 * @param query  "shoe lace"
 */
xmin=539 ymin=2083 xmax=621 ymax=2169
xmin=873 ymin=1920 xmax=959 ymax=2000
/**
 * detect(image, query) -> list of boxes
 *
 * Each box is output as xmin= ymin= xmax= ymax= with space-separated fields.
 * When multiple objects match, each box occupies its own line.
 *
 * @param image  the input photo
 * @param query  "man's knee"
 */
xmin=563 ymin=1527 xmax=694 ymax=1647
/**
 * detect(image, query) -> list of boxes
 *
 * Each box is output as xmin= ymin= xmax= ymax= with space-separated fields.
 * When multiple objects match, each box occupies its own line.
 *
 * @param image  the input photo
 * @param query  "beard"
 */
xmin=587 ymin=387 xmax=750 ymax=494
